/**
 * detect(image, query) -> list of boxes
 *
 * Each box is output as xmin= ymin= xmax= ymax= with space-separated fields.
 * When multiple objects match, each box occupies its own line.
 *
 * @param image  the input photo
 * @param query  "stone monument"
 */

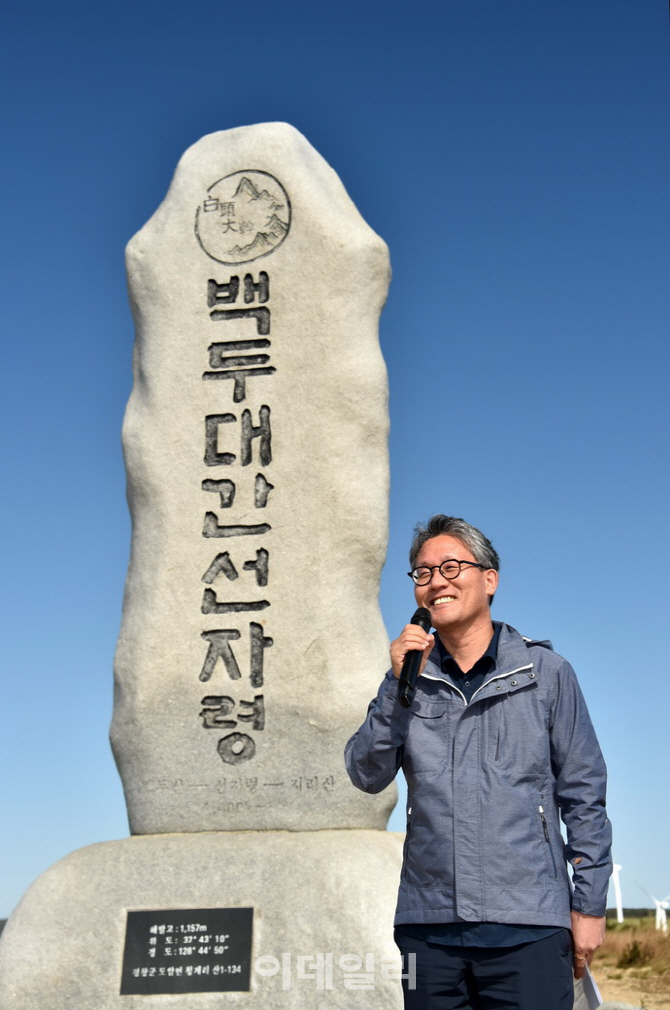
xmin=0 ymin=123 xmax=405 ymax=1008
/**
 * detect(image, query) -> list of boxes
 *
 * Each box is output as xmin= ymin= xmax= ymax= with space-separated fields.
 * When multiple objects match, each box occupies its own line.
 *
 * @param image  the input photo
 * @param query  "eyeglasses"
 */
xmin=408 ymin=560 xmax=487 ymax=585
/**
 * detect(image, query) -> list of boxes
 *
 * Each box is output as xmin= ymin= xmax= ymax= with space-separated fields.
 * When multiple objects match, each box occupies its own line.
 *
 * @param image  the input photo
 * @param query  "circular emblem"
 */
xmin=195 ymin=170 xmax=291 ymax=265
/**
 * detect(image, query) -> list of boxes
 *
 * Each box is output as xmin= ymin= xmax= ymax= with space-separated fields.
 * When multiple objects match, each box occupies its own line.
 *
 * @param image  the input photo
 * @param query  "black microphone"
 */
xmin=398 ymin=607 xmax=432 ymax=709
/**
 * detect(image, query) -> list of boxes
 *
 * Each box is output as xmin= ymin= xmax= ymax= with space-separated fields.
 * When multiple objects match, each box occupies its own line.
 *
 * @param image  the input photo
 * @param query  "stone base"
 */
xmin=0 ymin=830 xmax=404 ymax=1010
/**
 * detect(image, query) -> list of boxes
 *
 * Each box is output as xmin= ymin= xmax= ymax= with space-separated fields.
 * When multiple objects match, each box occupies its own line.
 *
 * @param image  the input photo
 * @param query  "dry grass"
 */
xmin=592 ymin=917 xmax=670 ymax=1009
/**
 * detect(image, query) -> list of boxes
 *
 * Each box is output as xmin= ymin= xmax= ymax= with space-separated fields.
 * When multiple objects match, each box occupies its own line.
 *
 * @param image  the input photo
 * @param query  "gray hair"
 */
xmin=409 ymin=515 xmax=500 ymax=572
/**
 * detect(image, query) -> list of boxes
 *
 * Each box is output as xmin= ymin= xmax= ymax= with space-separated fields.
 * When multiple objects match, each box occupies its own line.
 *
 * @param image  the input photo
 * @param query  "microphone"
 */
xmin=398 ymin=607 xmax=432 ymax=709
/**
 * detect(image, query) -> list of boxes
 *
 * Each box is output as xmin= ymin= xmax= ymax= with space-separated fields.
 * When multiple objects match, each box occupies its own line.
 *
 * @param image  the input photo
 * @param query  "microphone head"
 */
xmin=410 ymin=607 xmax=432 ymax=632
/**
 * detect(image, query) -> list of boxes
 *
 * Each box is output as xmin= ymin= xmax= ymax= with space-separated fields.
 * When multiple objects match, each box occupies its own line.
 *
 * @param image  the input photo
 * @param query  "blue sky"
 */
xmin=1 ymin=0 xmax=668 ymax=919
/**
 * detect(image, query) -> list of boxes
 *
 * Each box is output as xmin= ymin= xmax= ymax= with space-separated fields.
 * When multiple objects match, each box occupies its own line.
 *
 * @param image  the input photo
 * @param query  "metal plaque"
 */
xmin=120 ymin=907 xmax=253 ymax=994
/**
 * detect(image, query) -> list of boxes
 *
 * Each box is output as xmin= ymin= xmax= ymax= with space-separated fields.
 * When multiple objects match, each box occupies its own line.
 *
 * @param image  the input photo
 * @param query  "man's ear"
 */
xmin=485 ymin=568 xmax=499 ymax=598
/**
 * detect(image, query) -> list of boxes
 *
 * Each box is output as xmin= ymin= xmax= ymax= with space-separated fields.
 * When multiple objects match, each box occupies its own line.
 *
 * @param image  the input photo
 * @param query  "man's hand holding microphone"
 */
xmin=391 ymin=608 xmax=434 ymax=708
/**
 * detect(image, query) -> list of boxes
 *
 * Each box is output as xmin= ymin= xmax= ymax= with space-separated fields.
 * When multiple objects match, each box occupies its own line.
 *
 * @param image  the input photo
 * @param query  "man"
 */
xmin=345 ymin=515 xmax=612 ymax=1010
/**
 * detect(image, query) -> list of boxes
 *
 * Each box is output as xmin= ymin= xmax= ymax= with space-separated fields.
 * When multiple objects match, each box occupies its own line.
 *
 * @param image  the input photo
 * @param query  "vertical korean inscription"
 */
xmin=197 ymin=181 xmax=284 ymax=769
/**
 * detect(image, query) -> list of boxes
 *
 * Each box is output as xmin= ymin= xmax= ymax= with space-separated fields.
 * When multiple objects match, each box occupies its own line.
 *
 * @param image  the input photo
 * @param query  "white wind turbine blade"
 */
xmin=636 ymin=882 xmax=667 ymax=932
xmin=656 ymin=901 xmax=667 ymax=933
xmin=611 ymin=864 xmax=624 ymax=923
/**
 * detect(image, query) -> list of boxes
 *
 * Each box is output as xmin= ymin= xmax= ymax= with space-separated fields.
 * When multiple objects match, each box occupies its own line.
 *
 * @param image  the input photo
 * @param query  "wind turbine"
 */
xmin=637 ymin=882 xmax=670 ymax=932
xmin=653 ymin=894 xmax=669 ymax=933
xmin=611 ymin=864 xmax=624 ymax=923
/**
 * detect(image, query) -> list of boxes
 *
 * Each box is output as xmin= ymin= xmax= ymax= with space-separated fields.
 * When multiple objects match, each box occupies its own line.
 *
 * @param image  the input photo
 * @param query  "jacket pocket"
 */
xmin=536 ymin=796 xmax=559 ymax=879
xmin=404 ymin=700 xmax=448 ymax=775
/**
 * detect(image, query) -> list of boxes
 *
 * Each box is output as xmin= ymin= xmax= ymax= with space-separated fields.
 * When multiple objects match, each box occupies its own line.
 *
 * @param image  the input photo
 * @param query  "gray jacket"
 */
xmin=345 ymin=623 xmax=612 ymax=928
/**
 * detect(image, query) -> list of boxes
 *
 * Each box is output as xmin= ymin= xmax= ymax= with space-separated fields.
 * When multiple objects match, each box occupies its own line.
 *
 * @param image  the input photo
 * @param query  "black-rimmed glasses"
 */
xmin=408 ymin=560 xmax=486 ymax=585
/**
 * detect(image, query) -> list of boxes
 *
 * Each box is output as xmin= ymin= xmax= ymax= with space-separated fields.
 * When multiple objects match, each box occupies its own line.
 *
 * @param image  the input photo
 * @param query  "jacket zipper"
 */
xmin=421 ymin=663 xmax=533 ymax=706
xmin=469 ymin=664 xmax=533 ymax=704
xmin=539 ymin=803 xmax=559 ymax=877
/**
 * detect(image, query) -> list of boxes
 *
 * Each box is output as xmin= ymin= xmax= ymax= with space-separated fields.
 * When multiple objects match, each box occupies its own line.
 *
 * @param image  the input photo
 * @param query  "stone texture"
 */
xmin=111 ymin=122 xmax=394 ymax=835
xmin=0 ymin=831 xmax=404 ymax=1010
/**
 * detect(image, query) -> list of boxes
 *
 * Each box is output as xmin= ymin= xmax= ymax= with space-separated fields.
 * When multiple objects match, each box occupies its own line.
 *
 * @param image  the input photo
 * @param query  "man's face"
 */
xmin=412 ymin=534 xmax=499 ymax=635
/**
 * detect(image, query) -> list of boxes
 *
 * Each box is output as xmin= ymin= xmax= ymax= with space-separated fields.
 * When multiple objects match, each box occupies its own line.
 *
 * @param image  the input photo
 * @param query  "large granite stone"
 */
xmin=0 ymin=830 xmax=404 ymax=1009
xmin=111 ymin=123 xmax=394 ymax=835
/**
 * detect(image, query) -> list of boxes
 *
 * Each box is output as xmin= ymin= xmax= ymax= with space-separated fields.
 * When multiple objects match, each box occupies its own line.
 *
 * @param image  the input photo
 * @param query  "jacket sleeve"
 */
xmin=549 ymin=659 xmax=613 ymax=917
xmin=344 ymin=670 xmax=413 ymax=793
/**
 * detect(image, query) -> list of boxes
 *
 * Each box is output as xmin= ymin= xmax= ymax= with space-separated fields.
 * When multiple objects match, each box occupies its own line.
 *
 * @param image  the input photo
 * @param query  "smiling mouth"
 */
xmin=432 ymin=596 xmax=456 ymax=605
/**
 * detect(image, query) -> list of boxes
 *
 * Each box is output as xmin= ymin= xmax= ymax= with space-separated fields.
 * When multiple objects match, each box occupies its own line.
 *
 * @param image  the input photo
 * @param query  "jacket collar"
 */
xmin=420 ymin=622 xmax=541 ymax=698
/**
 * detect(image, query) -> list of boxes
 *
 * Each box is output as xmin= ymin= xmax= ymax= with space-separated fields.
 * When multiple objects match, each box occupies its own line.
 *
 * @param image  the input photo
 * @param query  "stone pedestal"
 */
xmin=0 ymin=832 xmax=404 ymax=1009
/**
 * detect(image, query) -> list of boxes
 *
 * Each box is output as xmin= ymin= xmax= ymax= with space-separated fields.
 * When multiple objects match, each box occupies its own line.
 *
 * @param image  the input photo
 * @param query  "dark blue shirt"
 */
xmin=437 ymin=620 xmax=501 ymax=704
xmin=398 ymin=622 xmax=562 ymax=948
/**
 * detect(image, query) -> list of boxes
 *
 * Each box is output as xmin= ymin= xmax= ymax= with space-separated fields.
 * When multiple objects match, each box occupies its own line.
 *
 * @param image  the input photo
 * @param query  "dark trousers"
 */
xmin=394 ymin=928 xmax=574 ymax=1010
